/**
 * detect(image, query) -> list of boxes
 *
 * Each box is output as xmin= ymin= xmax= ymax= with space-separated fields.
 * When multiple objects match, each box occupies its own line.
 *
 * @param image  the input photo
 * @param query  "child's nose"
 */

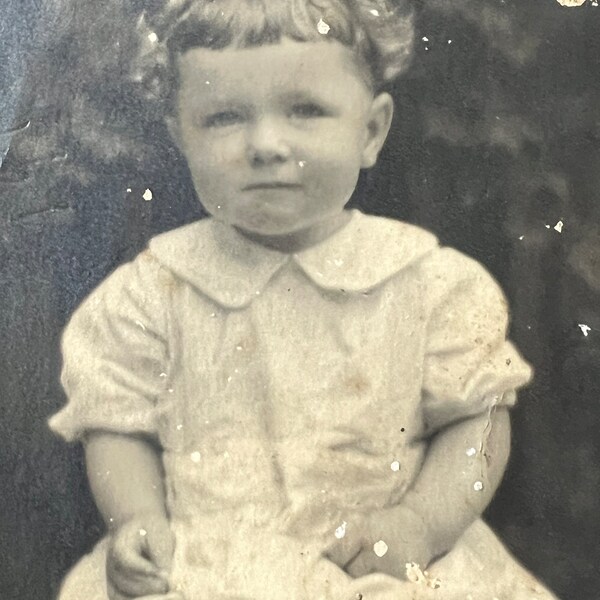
xmin=245 ymin=118 xmax=292 ymax=167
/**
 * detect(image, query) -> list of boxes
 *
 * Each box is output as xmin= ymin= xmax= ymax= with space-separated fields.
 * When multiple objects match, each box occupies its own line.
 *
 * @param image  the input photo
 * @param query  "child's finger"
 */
xmin=108 ymin=569 xmax=169 ymax=599
xmin=111 ymin=527 xmax=160 ymax=576
xmin=109 ymin=521 xmax=176 ymax=597
xmin=136 ymin=594 xmax=184 ymax=600
xmin=145 ymin=524 xmax=175 ymax=572
xmin=345 ymin=550 xmax=374 ymax=578
xmin=324 ymin=531 xmax=363 ymax=568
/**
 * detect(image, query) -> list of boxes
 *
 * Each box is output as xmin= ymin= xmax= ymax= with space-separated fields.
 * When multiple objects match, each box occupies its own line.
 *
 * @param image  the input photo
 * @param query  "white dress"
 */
xmin=50 ymin=209 xmax=558 ymax=600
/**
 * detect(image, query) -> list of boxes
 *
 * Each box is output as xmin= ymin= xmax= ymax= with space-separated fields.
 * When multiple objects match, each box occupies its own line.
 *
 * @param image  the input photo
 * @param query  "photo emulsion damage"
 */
xmin=1 ymin=1 xmax=599 ymax=599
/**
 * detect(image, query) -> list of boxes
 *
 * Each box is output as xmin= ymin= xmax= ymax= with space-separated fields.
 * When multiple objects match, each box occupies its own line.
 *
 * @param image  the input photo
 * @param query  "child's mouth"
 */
xmin=242 ymin=182 xmax=302 ymax=191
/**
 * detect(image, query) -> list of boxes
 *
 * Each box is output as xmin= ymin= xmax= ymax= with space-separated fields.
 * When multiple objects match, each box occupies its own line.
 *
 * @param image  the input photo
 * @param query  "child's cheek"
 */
xmin=312 ymin=125 xmax=363 ymax=160
xmin=187 ymin=136 xmax=245 ymax=179
xmin=309 ymin=135 xmax=363 ymax=175
xmin=303 ymin=160 xmax=360 ymax=207
xmin=208 ymin=131 xmax=248 ymax=167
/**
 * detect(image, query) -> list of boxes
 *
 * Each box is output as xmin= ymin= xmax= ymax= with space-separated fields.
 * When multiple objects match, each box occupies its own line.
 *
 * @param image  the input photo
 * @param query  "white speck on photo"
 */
xmin=334 ymin=521 xmax=347 ymax=539
xmin=373 ymin=540 xmax=388 ymax=557
xmin=317 ymin=18 xmax=331 ymax=35
xmin=578 ymin=324 xmax=591 ymax=336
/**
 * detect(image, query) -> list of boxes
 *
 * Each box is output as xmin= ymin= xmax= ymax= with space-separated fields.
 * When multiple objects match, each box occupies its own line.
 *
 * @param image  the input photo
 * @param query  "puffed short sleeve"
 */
xmin=49 ymin=251 xmax=172 ymax=442
xmin=421 ymin=249 xmax=532 ymax=433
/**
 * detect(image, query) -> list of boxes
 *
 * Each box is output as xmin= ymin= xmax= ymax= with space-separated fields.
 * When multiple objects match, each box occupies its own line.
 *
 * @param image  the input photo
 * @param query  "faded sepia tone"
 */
xmin=1 ymin=1 xmax=599 ymax=600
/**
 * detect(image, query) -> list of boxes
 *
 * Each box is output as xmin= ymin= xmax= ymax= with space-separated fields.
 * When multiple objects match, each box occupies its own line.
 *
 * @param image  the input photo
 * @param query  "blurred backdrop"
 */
xmin=1 ymin=1 xmax=599 ymax=599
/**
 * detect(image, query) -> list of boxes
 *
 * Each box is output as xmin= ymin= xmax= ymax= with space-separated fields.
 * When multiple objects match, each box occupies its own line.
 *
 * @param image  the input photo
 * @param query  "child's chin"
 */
xmin=227 ymin=215 xmax=302 ymax=238
xmin=239 ymin=224 xmax=301 ymax=238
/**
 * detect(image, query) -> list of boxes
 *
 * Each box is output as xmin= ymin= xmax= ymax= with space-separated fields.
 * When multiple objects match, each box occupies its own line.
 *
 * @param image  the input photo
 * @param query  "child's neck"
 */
xmin=234 ymin=211 xmax=353 ymax=254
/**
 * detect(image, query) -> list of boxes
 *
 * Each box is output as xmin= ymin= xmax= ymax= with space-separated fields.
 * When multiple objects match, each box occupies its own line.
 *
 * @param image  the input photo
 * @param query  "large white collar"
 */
xmin=149 ymin=209 xmax=438 ymax=309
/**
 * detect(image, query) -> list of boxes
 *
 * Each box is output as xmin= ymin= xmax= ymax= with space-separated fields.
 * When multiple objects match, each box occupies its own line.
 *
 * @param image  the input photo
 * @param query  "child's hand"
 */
xmin=325 ymin=504 xmax=434 ymax=580
xmin=106 ymin=513 xmax=178 ymax=600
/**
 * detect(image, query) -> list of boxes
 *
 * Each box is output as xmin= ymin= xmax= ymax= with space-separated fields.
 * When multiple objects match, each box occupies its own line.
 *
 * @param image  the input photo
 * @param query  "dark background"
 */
xmin=1 ymin=1 xmax=599 ymax=599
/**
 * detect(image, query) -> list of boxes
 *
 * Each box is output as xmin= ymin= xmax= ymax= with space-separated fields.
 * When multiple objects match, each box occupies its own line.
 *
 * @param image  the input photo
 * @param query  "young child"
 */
xmin=50 ymin=1 xmax=558 ymax=599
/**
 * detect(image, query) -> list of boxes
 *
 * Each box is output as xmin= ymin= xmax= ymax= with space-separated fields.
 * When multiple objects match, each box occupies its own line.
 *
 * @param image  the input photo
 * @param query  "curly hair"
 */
xmin=1 ymin=0 xmax=413 ymax=185
xmin=132 ymin=0 xmax=414 ymax=113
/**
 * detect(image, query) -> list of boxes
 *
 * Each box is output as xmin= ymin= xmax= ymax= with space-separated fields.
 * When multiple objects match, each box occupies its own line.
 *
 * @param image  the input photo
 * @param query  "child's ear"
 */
xmin=361 ymin=92 xmax=394 ymax=169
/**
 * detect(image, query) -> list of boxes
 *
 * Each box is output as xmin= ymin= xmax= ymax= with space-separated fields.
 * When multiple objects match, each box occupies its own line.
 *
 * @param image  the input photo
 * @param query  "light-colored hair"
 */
xmin=133 ymin=0 xmax=414 ymax=111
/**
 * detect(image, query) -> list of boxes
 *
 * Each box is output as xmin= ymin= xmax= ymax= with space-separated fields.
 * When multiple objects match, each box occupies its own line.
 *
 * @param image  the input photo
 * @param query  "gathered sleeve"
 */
xmin=420 ymin=249 xmax=532 ymax=433
xmin=49 ymin=251 xmax=172 ymax=442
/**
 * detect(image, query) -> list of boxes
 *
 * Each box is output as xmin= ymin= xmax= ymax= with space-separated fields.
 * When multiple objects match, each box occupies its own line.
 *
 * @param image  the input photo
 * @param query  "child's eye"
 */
xmin=290 ymin=103 xmax=327 ymax=119
xmin=203 ymin=110 xmax=244 ymax=128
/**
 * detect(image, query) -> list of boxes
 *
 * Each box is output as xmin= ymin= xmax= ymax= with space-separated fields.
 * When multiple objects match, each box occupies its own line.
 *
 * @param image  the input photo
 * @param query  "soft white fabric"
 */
xmin=50 ymin=210 xmax=557 ymax=599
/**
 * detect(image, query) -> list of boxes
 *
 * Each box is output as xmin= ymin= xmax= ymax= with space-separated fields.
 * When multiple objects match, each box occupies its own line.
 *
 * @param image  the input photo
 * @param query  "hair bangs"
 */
xmin=133 ymin=0 xmax=414 ymax=111
xmin=166 ymin=0 xmax=358 ymax=54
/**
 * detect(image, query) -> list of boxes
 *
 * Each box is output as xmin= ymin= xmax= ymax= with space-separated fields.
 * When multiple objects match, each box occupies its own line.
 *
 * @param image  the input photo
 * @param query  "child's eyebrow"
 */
xmin=183 ymin=93 xmax=249 ymax=112
xmin=279 ymin=89 xmax=341 ymax=111
xmin=185 ymin=92 xmax=338 ymax=113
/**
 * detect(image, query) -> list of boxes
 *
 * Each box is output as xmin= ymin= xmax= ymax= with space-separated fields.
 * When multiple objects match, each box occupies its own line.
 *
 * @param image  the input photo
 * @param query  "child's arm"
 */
xmin=328 ymin=408 xmax=511 ymax=578
xmin=403 ymin=407 xmax=510 ymax=559
xmin=85 ymin=432 xmax=177 ymax=599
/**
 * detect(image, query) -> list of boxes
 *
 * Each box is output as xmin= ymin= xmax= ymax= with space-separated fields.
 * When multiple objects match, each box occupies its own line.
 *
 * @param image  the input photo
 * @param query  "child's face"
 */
xmin=169 ymin=38 xmax=393 ymax=238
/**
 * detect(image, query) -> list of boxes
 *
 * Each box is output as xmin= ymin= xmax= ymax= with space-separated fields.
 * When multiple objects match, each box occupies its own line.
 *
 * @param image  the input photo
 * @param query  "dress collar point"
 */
xmin=147 ymin=212 xmax=439 ymax=306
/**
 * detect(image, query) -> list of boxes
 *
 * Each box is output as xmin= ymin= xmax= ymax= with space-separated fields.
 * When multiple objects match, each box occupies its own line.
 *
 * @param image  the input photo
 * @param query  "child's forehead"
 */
xmin=175 ymin=38 xmax=368 ymax=90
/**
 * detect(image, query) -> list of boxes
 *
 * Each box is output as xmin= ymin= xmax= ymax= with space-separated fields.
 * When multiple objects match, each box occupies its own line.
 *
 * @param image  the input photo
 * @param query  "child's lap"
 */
xmin=57 ymin=537 xmax=109 ymax=600
xmin=56 ymin=519 xmax=557 ymax=600
xmin=343 ymin=520 xmax=558 ymax=600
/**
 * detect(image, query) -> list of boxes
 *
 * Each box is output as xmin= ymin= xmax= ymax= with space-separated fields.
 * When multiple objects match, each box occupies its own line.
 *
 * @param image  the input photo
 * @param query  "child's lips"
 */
xmin=242 ymin=182 xmax=302 ymax=191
